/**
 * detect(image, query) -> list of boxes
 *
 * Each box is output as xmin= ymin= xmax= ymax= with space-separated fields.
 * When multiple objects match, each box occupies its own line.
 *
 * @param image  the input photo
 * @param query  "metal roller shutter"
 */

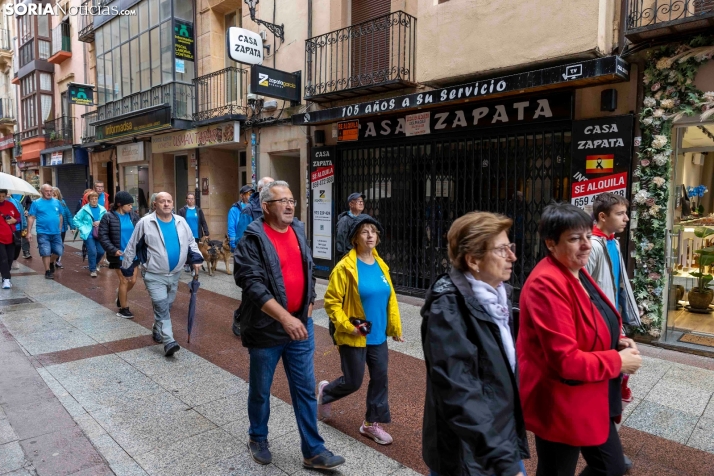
xmin=351 ymin=0 xmax=391 ymax=88
xmin=57 ymin=165 xmax=89 ymax=214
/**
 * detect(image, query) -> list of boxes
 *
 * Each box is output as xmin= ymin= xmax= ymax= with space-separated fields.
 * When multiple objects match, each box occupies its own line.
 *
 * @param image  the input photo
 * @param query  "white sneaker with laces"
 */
xmin=2 ymin=279 xmax=11 ymax=289
xmin=359 ymin=422 xmax=393 ymax=445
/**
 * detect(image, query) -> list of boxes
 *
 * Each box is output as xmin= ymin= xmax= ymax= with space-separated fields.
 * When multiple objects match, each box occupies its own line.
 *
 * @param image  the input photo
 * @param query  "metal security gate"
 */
xmin=337 ymin=122 xmax=572 ymax=295
xmin=56 ymin=165 xmax=89 ymax=214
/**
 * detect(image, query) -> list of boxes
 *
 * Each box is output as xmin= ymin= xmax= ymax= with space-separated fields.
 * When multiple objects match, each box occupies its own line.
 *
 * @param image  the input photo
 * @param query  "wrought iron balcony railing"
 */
xmin=304 ymin=10 xmax=416 ymax=101
xmin=0 ymin=99 xmax=14 ymax=122
xmin=0 ymin=29 xmax=11 ymax=52
xmin=193 ymin=67 xmax=248 ymax=125
xmin=81 ymin=111 xmax=97 ymax=144
xmin=44 ymin=116 xmax=76 ymax=147
xmin=625 ymin=0 xmax=714 ymax=41
xmin=94 ymin=82 xmax=195 ymax=123
xmin=50 ymin=22 xmax=72 ymax=59
xmin=78 ymin=0 xmax=96 ymax=43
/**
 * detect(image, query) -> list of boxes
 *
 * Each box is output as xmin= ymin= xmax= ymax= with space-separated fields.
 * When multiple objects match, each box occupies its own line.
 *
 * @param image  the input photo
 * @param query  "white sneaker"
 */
xmin=11 ymin=262 xmax=19 ymax=270
xmin=2 ymin=279 xmax=11 ymax=289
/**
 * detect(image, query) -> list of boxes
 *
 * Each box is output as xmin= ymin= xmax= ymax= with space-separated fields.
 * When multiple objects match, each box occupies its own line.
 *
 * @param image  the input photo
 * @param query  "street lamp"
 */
xmin=244 ymin=0 xmax=284 ymax=42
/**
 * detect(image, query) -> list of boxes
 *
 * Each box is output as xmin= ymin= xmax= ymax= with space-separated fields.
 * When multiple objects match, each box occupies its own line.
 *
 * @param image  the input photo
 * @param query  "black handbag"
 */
xmin=681 ymin=185 xmax=691 ymax=217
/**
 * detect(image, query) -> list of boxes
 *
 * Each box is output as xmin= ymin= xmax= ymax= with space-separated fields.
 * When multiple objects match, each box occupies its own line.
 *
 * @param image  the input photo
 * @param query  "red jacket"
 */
xmin=517 ymin=256 xmax=622 ymax=447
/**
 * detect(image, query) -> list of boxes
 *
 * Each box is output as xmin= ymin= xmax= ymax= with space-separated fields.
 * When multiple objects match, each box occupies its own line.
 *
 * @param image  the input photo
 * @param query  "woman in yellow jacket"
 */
xmin=318 ymin=215 xmax=403 ymax=445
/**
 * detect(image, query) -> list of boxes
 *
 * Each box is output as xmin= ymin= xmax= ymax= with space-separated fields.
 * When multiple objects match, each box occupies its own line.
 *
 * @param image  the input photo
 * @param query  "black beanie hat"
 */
xmin=114 ymin=191 xmax=134 ymax=206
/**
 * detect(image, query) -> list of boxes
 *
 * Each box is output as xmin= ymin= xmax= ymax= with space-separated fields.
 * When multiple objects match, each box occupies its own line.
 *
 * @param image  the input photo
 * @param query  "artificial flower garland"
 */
xmin=633 ymin=35 xmax=714 ymax=337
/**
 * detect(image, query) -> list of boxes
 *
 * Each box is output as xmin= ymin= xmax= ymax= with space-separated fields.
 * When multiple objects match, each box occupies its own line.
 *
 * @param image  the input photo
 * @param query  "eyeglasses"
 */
xmin=266 ymin=198 xmax=297 ymax=206
xmin=489 ymin=243 xmax=516 ymax=258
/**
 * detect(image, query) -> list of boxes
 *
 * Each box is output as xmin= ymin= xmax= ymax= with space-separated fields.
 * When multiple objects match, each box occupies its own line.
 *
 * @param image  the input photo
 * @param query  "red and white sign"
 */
xmin=311 ymin=165 xmax=334 ymax=189
xmin=571 ymin=171 xmax=628 ymax=209
xmin=405 ymin=112 xmax=430 ymax=136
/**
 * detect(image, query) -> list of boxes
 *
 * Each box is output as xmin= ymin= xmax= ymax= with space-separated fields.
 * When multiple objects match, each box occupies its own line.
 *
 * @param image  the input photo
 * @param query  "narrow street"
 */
xmin=0 ymin=240 xmax=712 ymax=475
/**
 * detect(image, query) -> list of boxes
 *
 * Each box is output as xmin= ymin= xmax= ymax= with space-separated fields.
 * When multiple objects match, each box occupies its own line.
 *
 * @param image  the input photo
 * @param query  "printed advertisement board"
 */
xmin=310 ymin=147 xmax=336 ymax=277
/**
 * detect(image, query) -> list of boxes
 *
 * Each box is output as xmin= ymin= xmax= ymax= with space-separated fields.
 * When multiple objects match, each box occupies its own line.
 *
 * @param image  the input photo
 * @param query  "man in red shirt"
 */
xmin=234 ymin=181 xmax=345 ymax=471
xmin=0 ymin=190 xmax=22 ymax=288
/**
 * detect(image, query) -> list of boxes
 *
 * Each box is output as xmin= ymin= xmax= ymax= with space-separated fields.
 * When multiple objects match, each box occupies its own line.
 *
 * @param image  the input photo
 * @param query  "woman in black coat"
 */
xmin=421 ymin=211 xmax=528 ymax=476
xmin=98 ymin=191 xmax=140 ymax=319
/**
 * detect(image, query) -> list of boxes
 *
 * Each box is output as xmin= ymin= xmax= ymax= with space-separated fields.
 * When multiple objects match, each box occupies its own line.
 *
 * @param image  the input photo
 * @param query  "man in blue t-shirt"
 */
xmin=121 ymin=192 xmax=204 ymax=357
xmin=27 ymin=184 xmax=64 ymax=279
xmin=176 ymin=193 xmax=209 ymax=272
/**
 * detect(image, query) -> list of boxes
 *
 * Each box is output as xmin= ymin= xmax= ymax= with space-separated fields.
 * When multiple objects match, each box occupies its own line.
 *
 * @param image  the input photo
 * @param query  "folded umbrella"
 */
xmin=0 ymin=173 xmax=41 ymax=197
xmin=82 ymin=242 xmax=87 ymax=262
xmin=187 ymin=274 xmax=200 ymax=343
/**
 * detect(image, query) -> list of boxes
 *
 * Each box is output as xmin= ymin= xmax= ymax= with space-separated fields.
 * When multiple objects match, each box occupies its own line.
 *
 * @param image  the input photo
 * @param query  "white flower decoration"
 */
xmin=652 ymin=177 xmax=666 ymax=187
xmin=659 ymin=98 xmax=675 ymax=109
xmin=653 ymin=109 xmax=665 ymax=118
xmin=643 ymin=97 xmax=657 ymax=107
xmin=652 ymin=135 xmax=669 ymax=149
xmin=634 ymin=190 xmax=650 ymax=204
xmin=642 ymin=117 xmax=654 ymax=126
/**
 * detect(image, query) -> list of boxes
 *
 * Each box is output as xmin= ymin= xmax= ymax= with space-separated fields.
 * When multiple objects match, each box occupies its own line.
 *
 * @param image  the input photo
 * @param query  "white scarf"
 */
xmin=463 ymin=271 xmax=516 ymax=372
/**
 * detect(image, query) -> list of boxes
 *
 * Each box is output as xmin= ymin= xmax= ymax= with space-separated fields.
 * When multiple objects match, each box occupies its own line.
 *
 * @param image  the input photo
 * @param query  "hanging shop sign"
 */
xmin=226 ymin=27 xmax=263 ymax=65
xmin=294 ymin=56 xmax=629 ymax=125
xmin=95 ymin=107 xmax=171 ymax=141
xmin=570 ymin=115 xmax=634 ymax=210
xmin=347 ymin=92 xmax=573 ymax=141
xmin=310 ymin=146 xmax=336 ymax=275
xmin=337 ymin=121 xmax=359 ymax=141
xmin=49 ymin=151 xmax=63 ymax=165
xmin=0 ymin=135 xmax=14 ymax=151
xmin=174 ymin=19 xmax=195 ymax=61
xmin=68 ymin=83 xmax=95 ymax=106
xmin=250 ymin=65 xmax=301 ymax=103
xmin=116 ymin=142 xmax=146 ymax=164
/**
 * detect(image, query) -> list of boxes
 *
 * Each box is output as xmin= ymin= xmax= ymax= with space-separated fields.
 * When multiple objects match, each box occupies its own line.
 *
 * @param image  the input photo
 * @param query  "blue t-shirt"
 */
xmin=185 ymin=207 xmax=199 ymax=239
xmin=29 ymin=198 xmax=62 ymax=235
xmin=607 ymin=239 xmax=621 ymax=309
xmin=356 ymin=259 xmax=392 ymax=345
xmin=98 ymin=193 xmax=105 ymax=207
xmin=117 ymin=212 xmax=135 ymax=261
xmin=157 ymin=217 xmax=180 ymax=271
xmin=90 ymin=205 xmax=101 ymax=222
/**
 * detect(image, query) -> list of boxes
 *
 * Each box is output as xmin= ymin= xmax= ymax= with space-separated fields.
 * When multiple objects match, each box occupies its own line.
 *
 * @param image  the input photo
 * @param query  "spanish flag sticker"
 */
xmin=585 ymin=154 xmax=614 ymax=174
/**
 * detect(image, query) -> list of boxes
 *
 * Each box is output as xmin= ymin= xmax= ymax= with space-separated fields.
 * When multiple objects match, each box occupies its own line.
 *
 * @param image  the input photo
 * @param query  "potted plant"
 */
xmin=689 ymin=227 xmax=714 ymax=310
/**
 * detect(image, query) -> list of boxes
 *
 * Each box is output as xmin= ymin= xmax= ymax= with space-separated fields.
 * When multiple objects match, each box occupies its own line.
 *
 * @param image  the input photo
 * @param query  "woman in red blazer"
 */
xmin=517 ymin=203 xmax=642 ymax=476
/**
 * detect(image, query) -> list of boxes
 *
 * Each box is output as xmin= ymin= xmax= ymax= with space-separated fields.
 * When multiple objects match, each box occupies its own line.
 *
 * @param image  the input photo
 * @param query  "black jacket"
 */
xmin=335 ymin=211 xmax=357 ymax=258
xmin=97 ymin=210 xmax=141 ymax=265
xmin=421 ymin=270 xmax=529 ymax=476
xmin=176 ymin=205 xmax=209 ymax=238
xmin=233 ymin=217 xmax=316 ymax=348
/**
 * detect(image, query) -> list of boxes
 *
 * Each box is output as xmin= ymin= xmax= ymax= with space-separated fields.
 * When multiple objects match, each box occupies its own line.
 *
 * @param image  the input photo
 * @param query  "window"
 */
xmin=174 ymin=0 xmax=193 ymax=21
xmin=130 ymin=38 xmax=139 ymax=93
xmin=160 ymin=0 xmax=170 ymax=21
xmin=97 ymin=54 xmax=105 ymax=104
xmin=38 ymin=40 xmax=50 ymax=59
xmin=139 ymin=32 xmax=150 ymax=90
xmin=61 ymin=91 xmax=68 ymax=117
xmin=151 ymin=27 xmax=160 ymax=87
xmin=139 ymin=2 xmax=148 ymax=33
xmin=149 ymin=0 xmax=159 ymax=27
xmin=160 ymin=21 xmax=172 ymax=84
xmin=121 ymin=43 xmax=130 ymax=96
xmin=41 ymin=94 xmax=53 ymax=122
xmin=105 ymin=50 xmax=114 ymax=101
xmin=120 ymin=15 xmax=129 ymax=43
xmin=39 ymin=73 xmax=52 ymax=91
xmin=96 ymin=26 xmax=104 ymax=54
xmin=38 ymin=15 xmax=49 ymax=37
xmin=21 ymin=74 xmax=35 ymax=96
xmin=103 ymin=25 xmax=112 ymax=51
xmin=22 ymin=97 xmax=36 ymax=129
xmin=130 ymin=10 xmax=139 ymax=38
xmin=19 ymin=16 xmax=33 ymax=43
xmin=113 ymin=47 xmax=121 ymax=98
xmin=111 ymin=18 xmax=120 ymax=49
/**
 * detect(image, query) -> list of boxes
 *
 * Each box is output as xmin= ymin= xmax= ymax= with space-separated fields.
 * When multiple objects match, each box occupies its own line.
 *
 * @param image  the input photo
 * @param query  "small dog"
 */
xmin=197 ymin=236 xmax=231 ymax=276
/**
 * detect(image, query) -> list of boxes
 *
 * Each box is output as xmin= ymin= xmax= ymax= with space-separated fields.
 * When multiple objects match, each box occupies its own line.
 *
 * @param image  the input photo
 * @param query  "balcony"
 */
xmin=0 ymin=99 xmax=14 ymax=124
xmin=44 ymin=116 xmax=76 ymax=148
xmin=78 ymin=0 xmax=95 ymax=43
xmin=81 ymin=111 xmax=97 ymax=144
xmin=304 ymin=11 xmax=416 ymax=102
xmin=94 ymin=82 xmax=195 ymax=124
xmin=49 ymin=23 xmax=72 ymax=64
xmin=0 ymin=29 xmax=11 ymax=67
xmin=625 ymin=0 xmax=714 ymax=42
xmin=193 ymin=67 xmax=248 ymax=126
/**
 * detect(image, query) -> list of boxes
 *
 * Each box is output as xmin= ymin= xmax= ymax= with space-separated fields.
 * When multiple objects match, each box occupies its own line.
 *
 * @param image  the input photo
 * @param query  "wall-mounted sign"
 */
xmin=50 ymin=151 xmax=63 ymax=165
xmin=293 ymin=56 xmax=629 ymax=125
xmin=202 ymin=177 xmax=209 ymax=195
xmin=196 ymin=122 xmax=240 ymax=147
xmin=95 ymin=107 xmax=171 ymax=141
xmin=151 ymin=122 xmax=242 ymax=154
xmin=570 ymin=115 xmax=634 ymax=211
xmin=250 ymin=65 xmax=301 ymax=103
xmin=310 ymin=146 xmax=336 ymax=277
xmin=0 ymin=135 xmax=14 ymax=151
xmin=227 ymin=27 xmax=263 ymax=65
xmin=355 ymin=92 xmax=573 ymax=140
xmin=116 ymin=142 xmax=146 ymax=164
xmin=68 ymin=83 xmax=95 ymax=106
xmin=175 ymin=59 xmax=185 ymax=74
xmin=174 ymin=19 xmax=195 ymax=61
xmin=337 ymin=121 xmax=359 ymax=142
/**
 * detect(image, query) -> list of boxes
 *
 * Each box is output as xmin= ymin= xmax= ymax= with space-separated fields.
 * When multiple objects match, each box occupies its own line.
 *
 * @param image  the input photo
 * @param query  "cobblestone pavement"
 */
xmin=1 ymin=241 xmax=714 ymax=475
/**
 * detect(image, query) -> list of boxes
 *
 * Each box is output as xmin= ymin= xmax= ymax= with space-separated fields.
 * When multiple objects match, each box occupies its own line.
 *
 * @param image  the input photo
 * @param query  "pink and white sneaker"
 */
xmin=317 ymin=380 xmax=331 ymax=421
xmin=359 ymin=422 xmax=393 ymax=445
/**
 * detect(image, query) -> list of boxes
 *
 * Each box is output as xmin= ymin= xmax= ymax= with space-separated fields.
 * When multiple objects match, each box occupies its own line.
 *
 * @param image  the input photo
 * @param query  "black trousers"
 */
xmin=0 ymin=242 xmax=16 ymax=280
xmin=535 ymin=420 xmax=625 ymax=476
xmin=13 ymin=231 xmax=22 ymax=261
xmin=322 ymin=341 xmax=391 ymax=423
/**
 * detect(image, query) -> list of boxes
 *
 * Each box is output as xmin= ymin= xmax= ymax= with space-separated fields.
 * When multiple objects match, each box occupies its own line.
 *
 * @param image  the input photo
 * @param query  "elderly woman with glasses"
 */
xmin=421 ymin=211 xmax=527 ymax=476
xmin=517 ymin=202 xmax=642 ymax=476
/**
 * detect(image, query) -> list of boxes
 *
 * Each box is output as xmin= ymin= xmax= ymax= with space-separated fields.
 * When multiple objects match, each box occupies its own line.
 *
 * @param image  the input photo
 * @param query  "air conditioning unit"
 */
xmin=262 ymin=100 xmax=278 ymax=111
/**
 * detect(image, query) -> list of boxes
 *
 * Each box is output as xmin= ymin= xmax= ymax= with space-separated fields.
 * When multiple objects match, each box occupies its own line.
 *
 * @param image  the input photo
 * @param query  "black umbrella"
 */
xmin=82 ymin=242 xmax=87 ymax=262
xmin=187 ymin=273 xmax=200 ymax=343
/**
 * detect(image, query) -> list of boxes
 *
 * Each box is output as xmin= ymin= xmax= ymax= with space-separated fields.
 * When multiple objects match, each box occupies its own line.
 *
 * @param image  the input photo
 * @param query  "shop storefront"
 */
xmin=40 ymin=147 xmax=90 ymax=211
xmin=297 ymin=57 xmax=636 ymax=291
xmin=116 ymin=142 xmax=151 ymax=216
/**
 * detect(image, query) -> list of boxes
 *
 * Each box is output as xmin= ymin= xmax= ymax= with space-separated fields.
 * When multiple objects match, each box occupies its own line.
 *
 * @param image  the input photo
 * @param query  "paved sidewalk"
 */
xmin=1 ymin=246 xmax=714 ymax=475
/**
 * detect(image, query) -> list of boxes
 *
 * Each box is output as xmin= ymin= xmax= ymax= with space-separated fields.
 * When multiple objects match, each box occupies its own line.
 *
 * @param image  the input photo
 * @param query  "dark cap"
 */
xmin=348 ymin=214 xmax=384 ymax=242
xmin=240 ymin=184 xmax=255 ymax=195
xmin=114 ymin=191 xmax=134 ymax=206
xmin=347 ymin=192 xmax=366 ymax=203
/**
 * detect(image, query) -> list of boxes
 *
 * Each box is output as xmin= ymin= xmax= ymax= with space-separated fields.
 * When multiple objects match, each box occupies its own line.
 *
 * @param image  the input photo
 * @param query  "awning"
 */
xmin=293 ymin=56 xmax=630 ymax=126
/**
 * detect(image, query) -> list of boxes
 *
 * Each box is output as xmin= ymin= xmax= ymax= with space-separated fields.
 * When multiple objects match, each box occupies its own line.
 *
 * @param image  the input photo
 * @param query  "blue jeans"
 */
xmin=37 ymin=233 xmax=64 ymax=258
xmin=143 ymin=272 xmax=181 ymax=344
xmin=85 ymin=236 xmax=105 ymax=272
xmin=247 ymin=318 xmax=325 ymax=459
xmin=430 ymin=461 xmax=526 ymax=476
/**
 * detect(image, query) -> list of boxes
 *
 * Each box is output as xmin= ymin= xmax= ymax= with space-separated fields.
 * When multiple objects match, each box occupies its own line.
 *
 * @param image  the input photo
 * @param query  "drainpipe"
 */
xmin=193 ymin=0 xmax=200 ymax=208
xmin=306 ymin=0 xmax=312 ymax=237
